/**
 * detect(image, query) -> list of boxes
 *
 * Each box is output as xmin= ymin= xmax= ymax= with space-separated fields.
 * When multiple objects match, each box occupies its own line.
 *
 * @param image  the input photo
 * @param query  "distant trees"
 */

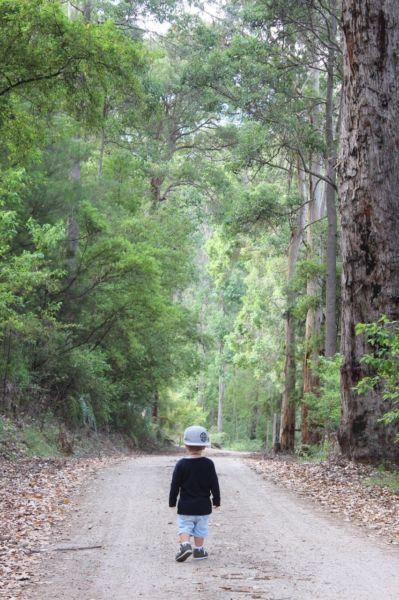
xmin=190 ymin=0 xmax=343 ymax=451
xmin=182 ymin=0 xmax=399 ymax=461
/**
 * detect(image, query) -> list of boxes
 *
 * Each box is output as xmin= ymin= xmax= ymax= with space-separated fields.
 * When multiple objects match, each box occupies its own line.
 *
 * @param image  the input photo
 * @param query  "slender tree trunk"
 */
xmin=280 ymin=173 xmax=305 ymax=451
xmin=65 ymin=0 xmax=90 ymax=300
xmin=339 ymin=0 xmax=399 ymax=463
xmin=98 ymin=103 xmax=107 ymax=179
xmin=197 ymin=221 xmax=212 ymax=408
xmin=68 ymin=1 xmax=92 ymax=20
xmin=67 ymin=156 xmax=80 ymax=266
xmin=1 ymin=328 xmax=12 ymax=411
xmin=249 ymin=385 xmax=259 ymax=440
xmin=273 ymin=411 xmax=281 ymax=452
xmin=302 ymin=161 xmax=325 ymax=446
xmin=217 ymin=348 xmax=226 ymax=434
xmin=64 ymin=159 xmax=81 ymax=317
xmin=83 ymin=0 xmax=92 ymax=21
xmin=67 ymin=3 xmax=77 ymax=19
xmin=325 ymin=3 xmax=338 ymax=358
xmin=152 ymin=389 xmax=159 ymax=423
xmin=280 ymin=310 xmax=296 ymax=450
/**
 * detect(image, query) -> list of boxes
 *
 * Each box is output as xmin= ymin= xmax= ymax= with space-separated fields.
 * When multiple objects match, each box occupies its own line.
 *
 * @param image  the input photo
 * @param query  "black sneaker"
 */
xmin=175 ymin=542 xmax=192 ymax=562
xmin=193 ymin=547 xmax=208 ymax=560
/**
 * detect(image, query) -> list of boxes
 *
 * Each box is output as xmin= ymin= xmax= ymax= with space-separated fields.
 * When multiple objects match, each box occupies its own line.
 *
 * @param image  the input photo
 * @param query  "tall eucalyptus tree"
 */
xmin=339 ymin=0 xmax=399 ymax=463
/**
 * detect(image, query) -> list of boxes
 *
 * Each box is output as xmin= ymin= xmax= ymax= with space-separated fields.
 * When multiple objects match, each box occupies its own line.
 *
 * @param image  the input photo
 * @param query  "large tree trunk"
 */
xmin=280 ymin=173 xmax=305 ymax=451
xmin=339 ymin=0 xmax=399 ymax=463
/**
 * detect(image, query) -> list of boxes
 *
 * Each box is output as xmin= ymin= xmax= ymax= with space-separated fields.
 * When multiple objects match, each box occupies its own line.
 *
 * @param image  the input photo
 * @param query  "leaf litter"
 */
xmin=248 ymin=456 xmax=399 ymax=544
xmin=0 ymin=455 xmax=123 ymax=599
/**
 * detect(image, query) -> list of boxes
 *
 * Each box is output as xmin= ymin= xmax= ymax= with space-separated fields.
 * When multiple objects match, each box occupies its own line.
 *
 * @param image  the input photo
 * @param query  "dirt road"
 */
xmin=30 ymin=453 xmax=399 ymax=599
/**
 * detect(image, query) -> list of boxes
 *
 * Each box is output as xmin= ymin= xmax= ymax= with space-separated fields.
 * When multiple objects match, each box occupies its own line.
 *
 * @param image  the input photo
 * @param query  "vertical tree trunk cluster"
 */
xmin=280 ymin=18 xmax=340 ymax=450
xmin=339 ymin=0 xmax=399 ymax=462
xmin=280 ymin=175 xmax=306 ymax=450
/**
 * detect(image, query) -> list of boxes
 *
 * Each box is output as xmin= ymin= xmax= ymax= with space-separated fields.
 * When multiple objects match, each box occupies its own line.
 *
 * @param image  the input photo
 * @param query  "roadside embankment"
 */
xmin=248 ymin=455 xmax=399 ymax=544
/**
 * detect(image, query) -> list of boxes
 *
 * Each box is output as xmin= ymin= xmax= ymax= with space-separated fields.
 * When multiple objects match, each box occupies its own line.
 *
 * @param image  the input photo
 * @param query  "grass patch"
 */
xmin=226 ymin=439 xmax=264 ymax=452
xmin=23 ymin=426 xmax=60 ymax=458
xmin=298 ymin=441 xmax=331 ymax=463
xmin=1 ymin=417 xmax=61 ymax=459
xmin=364 ymin=466 xmax=399 ymax=494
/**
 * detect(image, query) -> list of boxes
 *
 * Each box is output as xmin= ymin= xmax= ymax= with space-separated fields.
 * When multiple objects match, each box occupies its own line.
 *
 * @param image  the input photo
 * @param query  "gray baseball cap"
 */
xmin=183 ymin=425 xmax=211 ymax=447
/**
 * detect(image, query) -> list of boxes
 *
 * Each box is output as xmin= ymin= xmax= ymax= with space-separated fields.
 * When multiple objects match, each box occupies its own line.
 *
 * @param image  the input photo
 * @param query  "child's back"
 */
xmin=169 ymin=426 xmax=220 ymax=562
xmin=169 ymin=456 xmax=220 ymax=515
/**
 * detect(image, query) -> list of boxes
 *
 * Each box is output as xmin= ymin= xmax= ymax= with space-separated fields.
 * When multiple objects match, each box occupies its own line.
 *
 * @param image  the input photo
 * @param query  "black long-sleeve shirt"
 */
xmin=169 ymin=457 xmax=221 ymax=515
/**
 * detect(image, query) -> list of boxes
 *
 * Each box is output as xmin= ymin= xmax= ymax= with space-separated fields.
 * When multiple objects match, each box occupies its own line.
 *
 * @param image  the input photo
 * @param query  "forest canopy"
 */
xmin=0 ymin=0 xmax=398 ymax=463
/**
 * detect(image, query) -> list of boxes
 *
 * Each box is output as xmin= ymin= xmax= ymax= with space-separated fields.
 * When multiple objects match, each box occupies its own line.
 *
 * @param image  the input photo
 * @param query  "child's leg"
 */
xmin=192 ymin=515 xmax=209 ymax=545
xmin=175 ymin=516 xmax=194 ymax=562
xmin=192 ymin=534 xmax=208 ymax=559
xmin=193 ymin=536 xmax=204 ymax=547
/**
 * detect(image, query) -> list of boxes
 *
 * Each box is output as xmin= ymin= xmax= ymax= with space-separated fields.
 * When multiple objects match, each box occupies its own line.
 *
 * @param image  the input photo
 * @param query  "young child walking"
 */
xmin=169 ymin=425 xmax=221 ymax=562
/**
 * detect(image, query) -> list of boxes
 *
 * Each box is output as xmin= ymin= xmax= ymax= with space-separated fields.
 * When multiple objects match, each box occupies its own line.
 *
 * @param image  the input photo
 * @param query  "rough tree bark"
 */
xmin=339 ymin=0 xmax=399 ymax=463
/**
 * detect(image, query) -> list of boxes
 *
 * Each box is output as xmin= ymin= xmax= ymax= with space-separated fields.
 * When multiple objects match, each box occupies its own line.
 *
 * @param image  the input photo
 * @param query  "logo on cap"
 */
xmin=200 ymin=432 xmax=208 ymax=442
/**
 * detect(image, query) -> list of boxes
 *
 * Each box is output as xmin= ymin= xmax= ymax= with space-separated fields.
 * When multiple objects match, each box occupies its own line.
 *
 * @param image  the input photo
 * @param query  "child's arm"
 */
xmin=210 ymin=462 xmax=221 ymax=507
xmin=169 ymin=462 xmax=181 ymax=507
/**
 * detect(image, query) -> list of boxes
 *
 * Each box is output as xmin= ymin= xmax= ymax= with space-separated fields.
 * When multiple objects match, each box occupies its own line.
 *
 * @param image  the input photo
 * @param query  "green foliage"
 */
xmin=162 ymin=391 xmax=208 ymax=441
xmin=364 ymin=465 xmax=399 ymax=493
xmin=0 ymin=0 xmax=344 ymax=451
xmin=299 ymin=440 xmax=333 ymax=463
xmin=226 ymin=438 xmax=264 ymax=452
xmin=305 ymin=355 xmax=342 ymax=432
xmin=0 ymin=1 xmax=202 ymax=444
xmin=0 ymin=0 xmax=145 ymax=126
xmin=356 ymin=317 xmax=399 ymax=438
xmin=224 ymin=182 xmax=283 ymax=232
xmin=208 ymin=430 xmax=228 ymax=447
xmin=23 ymin=426 xmax=59 ymax=458
xmin=0 ymin=415 xmax=61 ymax=457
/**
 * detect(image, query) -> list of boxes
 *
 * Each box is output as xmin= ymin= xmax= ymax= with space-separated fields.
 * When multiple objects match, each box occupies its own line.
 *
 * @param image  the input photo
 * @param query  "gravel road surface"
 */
xmin=30 ymin=453 xmax=399 ymax=599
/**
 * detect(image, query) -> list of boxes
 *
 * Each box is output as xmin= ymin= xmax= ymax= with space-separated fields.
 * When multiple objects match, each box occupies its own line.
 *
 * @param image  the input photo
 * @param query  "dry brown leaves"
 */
xmin=0 ymin=455 xmax=122 ymax=599
xmin=248 ymin=456 xmax=399 ymax=545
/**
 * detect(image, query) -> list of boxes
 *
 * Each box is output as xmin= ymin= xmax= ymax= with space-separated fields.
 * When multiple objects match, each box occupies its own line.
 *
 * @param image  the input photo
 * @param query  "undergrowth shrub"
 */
xmin=304 ymin=354 xmax=341 ymax=434
xmin=356 ymin=317 xmax=399 ymax=440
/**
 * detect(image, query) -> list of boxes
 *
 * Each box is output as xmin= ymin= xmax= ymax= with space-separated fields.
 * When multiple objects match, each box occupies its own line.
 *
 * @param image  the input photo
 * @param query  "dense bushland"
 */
xmin=0 ymin=1 xmax=398 ymax=461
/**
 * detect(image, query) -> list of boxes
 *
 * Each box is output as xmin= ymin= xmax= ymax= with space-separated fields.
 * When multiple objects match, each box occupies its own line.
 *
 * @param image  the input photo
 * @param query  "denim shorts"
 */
xmin=177 ymin=514 xmax=209 ymax=538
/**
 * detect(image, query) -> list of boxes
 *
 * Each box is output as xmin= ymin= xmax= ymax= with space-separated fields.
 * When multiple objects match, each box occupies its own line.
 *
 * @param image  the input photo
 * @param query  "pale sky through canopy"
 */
xmin=137 ymin=1 xmax=225 ymax=37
